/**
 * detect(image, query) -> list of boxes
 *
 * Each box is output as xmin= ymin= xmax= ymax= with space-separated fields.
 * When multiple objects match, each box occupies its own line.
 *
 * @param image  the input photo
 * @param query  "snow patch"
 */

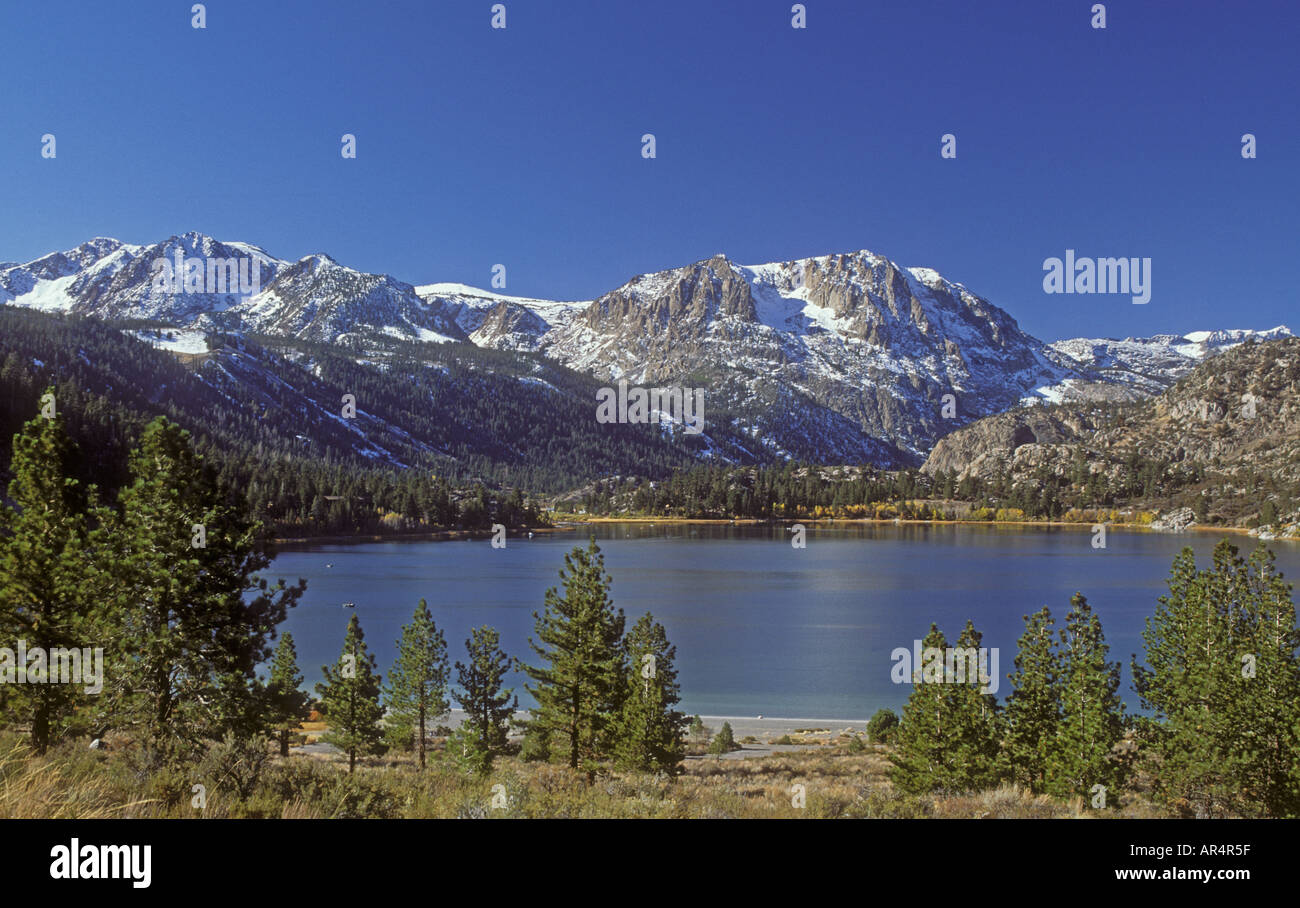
xmin=127 ymin=328 xmax=209 ymax=354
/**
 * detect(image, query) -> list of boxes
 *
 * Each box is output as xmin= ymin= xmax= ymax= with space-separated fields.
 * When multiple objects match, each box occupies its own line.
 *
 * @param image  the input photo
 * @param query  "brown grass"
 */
xmin=0 ymin=741 xmax=158 ymax=819
xmin=0 ymin=732 xmax=1171 ymax=819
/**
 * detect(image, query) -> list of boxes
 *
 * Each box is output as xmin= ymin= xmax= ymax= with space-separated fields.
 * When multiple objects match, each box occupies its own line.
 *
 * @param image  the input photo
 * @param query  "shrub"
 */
xmin=867 ymin=708 xmax=899 ymax=744
xmin=708 ymin=722 xmax=737 ymax=755
xmin=197 ymin=732 xmax=272 ymax=801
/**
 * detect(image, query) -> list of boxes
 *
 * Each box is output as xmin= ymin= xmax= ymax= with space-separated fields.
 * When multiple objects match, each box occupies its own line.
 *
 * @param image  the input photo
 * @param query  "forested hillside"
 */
xmin=0 ymin=309 xmax=723 ymax=535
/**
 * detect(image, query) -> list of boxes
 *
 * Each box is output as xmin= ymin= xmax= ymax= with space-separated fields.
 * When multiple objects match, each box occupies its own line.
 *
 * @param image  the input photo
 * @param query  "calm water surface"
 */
xmin=266 ymin=524 xmax=1300 ymax=719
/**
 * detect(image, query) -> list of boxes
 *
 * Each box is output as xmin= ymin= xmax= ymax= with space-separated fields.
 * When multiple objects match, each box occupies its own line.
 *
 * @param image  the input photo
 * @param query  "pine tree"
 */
xmin=1134 ymin=547 xmax=1225 ymax=815
xmin=867 ymin=708 xmax=899 ymax=744
xmin=1002 ymin=607 xmax=1060 ymax=793
xmin=1134 ymin=541 xmax=1300 ymax=817
xmin=943 ymin=620 xmax=1002 ymax=791
xmin=612 ymin=613 xmax=686 ymax=773
xmin=890 ymin=624 xmax=953 ymax=794
xmin=890 ymin=622 xmax=1001 ymax=794
xmin=316 ymin=613 xmax=383 ymax=773
xmin=384 ymin=598 xmax=449 ymax=769
xmin=452 ymin=625 xmax=517 ymax=773
xmin=1228 ymin=545 xmax=1300 ymax=817
xmin=0 ymin=404 xmax=108 ymax=752
xmin=266 ymin=633 xmax=309 ymax=757
xmin=708 ymin=721 xmax=737 ymax=755
xmin=522 ymin=539 xmax=626 ymax=774
xmin=106 ymin=417 xmax=304 ymax=764
xmin=1051 ymin=593 xmax=1125 ymax=801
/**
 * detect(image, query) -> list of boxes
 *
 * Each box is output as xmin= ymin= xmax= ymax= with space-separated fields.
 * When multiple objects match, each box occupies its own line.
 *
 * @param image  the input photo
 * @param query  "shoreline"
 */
xmin=299 ymin=709 xmax=873 ymax=760
xmin=271 ymin=526 xmax=575 ymax=546
xmin=271 ymin=517 xmax=1286 ymax=547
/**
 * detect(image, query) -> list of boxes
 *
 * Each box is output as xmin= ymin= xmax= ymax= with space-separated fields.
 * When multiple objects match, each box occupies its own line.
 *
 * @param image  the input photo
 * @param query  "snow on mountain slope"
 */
xmin=1 ymin=233 xmax=467 ymax=345
xmin=1044 ymin=327 xmax=1293 ymax=396
xmin=4 ymin=233 xmax=1291 ymax=467
xmin=413 ymin=283 xmax=588 ymax=350
xmin=505 ymin=250 xmax=1077 ymax=463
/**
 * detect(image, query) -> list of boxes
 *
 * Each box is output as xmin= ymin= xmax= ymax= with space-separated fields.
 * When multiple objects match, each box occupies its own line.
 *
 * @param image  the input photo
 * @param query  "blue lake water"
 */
xmin=266 ymin=523 xmax=1300 ymax=720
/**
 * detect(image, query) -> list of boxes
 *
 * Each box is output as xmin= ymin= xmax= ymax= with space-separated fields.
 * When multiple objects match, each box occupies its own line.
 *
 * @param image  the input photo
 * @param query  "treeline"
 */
xmin=314 ymin=538 xmax=688 ymax=777
xmin=565 ymin=463 xmax=929 ymax=518
xmin=0 ymin=312 xmax=565 ymax=536
xmin=0 ymin=308 xmax=706 ymax=496
xmin=567 ymin=457 xmax=1274 ymax=526
xmin=886 ymin=541 xmax=1300 ymax=818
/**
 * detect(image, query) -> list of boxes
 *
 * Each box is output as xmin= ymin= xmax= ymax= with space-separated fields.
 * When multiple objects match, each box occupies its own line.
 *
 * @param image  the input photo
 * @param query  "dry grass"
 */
xmin=0 ymin=741 xmax=157 ymax=819
xmin=0 ymin=733 xmax=1171 ymax=819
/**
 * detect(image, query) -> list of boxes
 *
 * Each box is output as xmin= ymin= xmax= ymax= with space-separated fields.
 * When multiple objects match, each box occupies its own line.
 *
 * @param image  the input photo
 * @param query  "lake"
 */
xmin=267 ymin=523 xmax=1300 ymax=720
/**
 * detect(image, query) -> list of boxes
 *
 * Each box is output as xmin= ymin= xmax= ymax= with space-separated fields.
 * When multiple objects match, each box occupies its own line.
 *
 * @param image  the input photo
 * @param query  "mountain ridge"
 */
xmin=4 ymin=233 xmax=1289 ymax=467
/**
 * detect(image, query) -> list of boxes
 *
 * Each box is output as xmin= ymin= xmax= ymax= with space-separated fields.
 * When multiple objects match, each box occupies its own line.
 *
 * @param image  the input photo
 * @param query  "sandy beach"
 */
xmin=296 ymin=709 xmax=872 ymax=760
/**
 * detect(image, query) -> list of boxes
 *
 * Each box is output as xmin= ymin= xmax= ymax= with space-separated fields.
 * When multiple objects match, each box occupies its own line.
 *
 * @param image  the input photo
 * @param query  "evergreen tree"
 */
xmin=867 ymin=708 xmax=899 ymax=744
xmin=522 ymin=539 xmax=626 ymax=774
xmin=612 ymin=613 xmax=686 ymax=773
xmin=1002 ymin=607 xmax=1060 ymax=793
xmin=0 ymin=404 xmax=108 ymax=752
xmin=708 ymin=720 xmax=737 ymax=755
xmin=890 ymin=624 xmax=953 ymax=794
xmin=1134 ymin=542 xmax=1300 ymax=817
xmin=266 ymin=633 xmax=309 ymax=757
xmin=943 ymin=620 xmax=1002 ymax=791
xmin=452 ymin=625 xmax=517 ymax=773
xmin=107 ymin=417 xmax=303 ymax=763
xmin=384 ymin=599 xmax=449 ymax=769
xmin=316 ymin=614 xmax=384 ymax=773
xmin=1052 ymin=593 xmax=1125 ymax=800
xmin=890 ymin=622 xmax=1001 ymax=794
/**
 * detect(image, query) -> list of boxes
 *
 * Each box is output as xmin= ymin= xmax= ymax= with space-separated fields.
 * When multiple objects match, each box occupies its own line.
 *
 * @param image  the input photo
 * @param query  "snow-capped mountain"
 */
xmin=3 ymin=233 xmax=1290 ymax=467
xmin=1045 ymin=327 xmax=1293 ymax=396
xmin=413 ymin=283 xmax=587 ymax=351
xmin=1 ymin=232 xmax=467 ymax=346
xmin=418 ymin=251 xmax=1084 ymax=462
xmin=528 ymin=252 xmax=1077 ymax=462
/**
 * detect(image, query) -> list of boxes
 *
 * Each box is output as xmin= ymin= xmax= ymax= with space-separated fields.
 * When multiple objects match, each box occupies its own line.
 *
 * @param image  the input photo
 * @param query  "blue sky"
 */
xmin=1 ymin=0 xmax=1295 ymax=341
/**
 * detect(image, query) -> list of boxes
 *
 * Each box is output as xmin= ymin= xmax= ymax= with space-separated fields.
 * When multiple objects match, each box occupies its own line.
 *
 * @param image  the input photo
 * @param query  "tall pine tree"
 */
xmin=612 ymin=613 xmax=686 ymax=773
xmin=1051 ymin=593 xmax=1125 ymax=801
xmin=0 ymin=402 xmax=108 ymax=752
xmin=106 ymin=417 xmax=303 ymax=763
xmin=384 ymin=598 xmax=449 ymax=769
xmin=890 ymin=624 xmax=953 ymax=794
xmin=522 ymin=539 xmax=625 ymax=774
xmin=266 ymin=632 xmax=309 ymax=757
xmin=1002 ymin=607 xmax=1060 ymax=793
xmin=1134 ymin=542 xmax=1300 ymax=817
xmin=317 ymin=613 xmax=384 ymax=773
xmin=890 ymin=621 xmax=1001 ymax=794
xmin=943 ymin=620 xmax=1002 ymax=791
xmin=452 ymin=625 xmax=517 ymax=773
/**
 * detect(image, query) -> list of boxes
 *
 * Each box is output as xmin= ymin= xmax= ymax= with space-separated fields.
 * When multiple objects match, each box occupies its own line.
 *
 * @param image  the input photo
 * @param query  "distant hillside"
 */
xmin=0 ymin=308 xmax=745 ymax=536
xmin=921 ymin=337 xmax=1300 ymax=529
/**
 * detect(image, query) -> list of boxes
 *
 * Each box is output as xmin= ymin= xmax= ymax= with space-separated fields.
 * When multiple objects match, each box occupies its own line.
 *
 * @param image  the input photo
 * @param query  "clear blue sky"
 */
xmin=1 ymin=0 xmax=1295 ymax=341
